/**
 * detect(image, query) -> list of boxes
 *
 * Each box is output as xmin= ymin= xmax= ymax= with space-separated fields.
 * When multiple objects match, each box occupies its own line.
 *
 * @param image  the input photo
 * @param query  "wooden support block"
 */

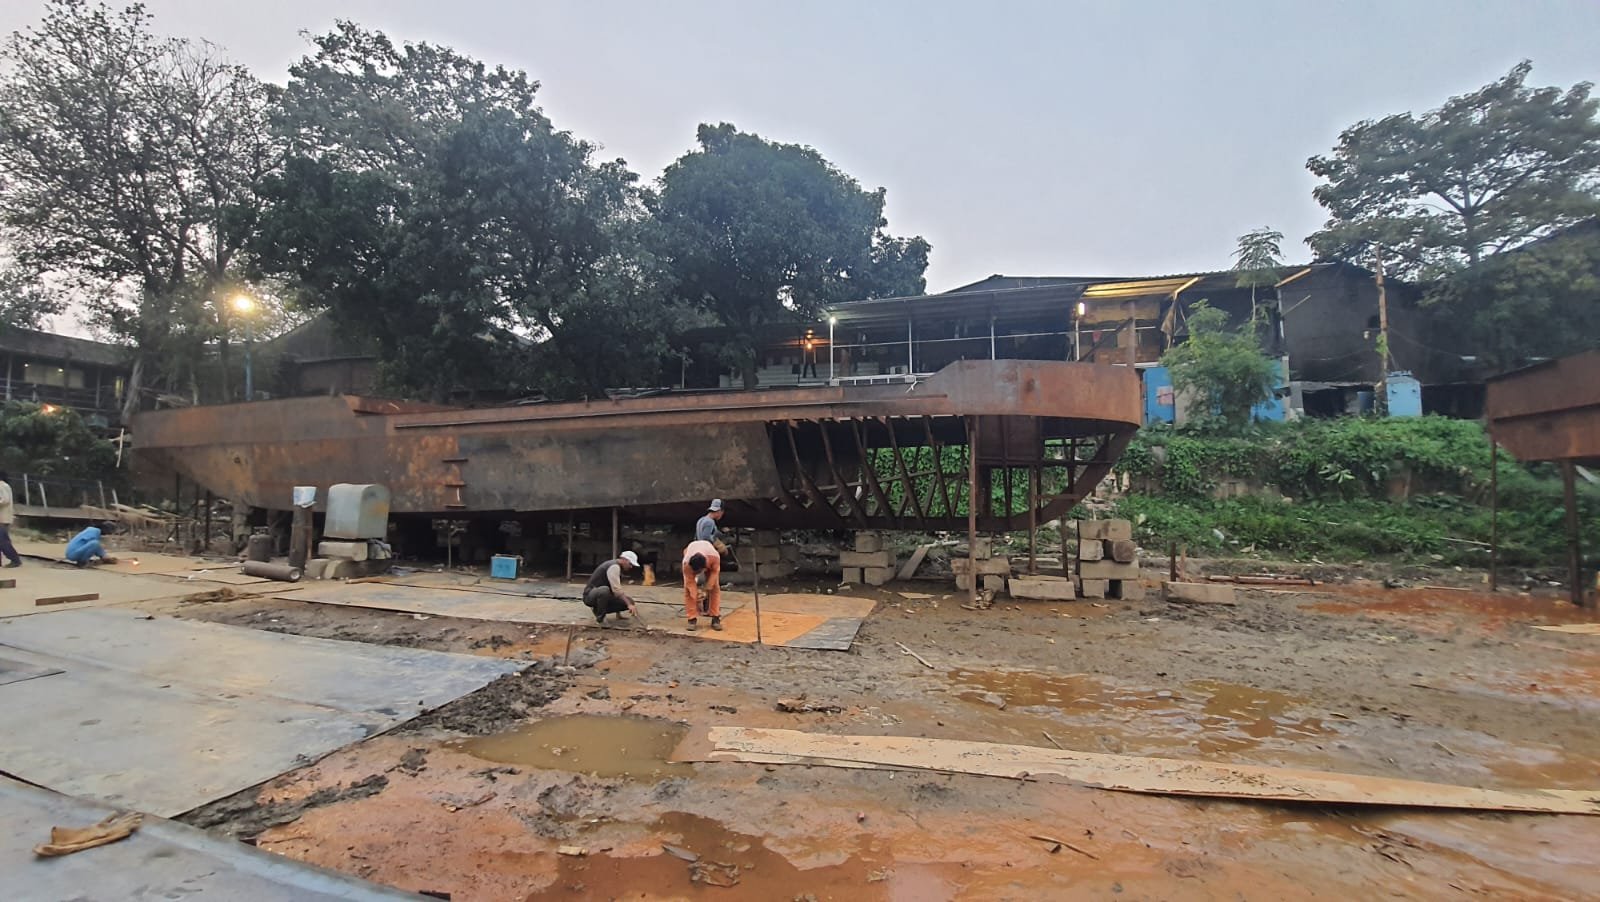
xmin=1077 ymin=539 xmax=1105 ymax=562
xmin=1079 ymin=560 xmax=1139 ymax=580
xmin=982 ymin=574 xmax=1007 ymax=593
xmin=954 ymin=573 xmax=975 ymax=592
xmin=952 ymin=556 xmax=1011 ymax=576
xmin=753 ymin=529 xmax=782 ymax=546
xmin=863 ymin=566 xmax=895 ymax=586
xmin=1113 ymin=579 xmax=1147 ymax=601
xmin=1165 ymin=581 xmax=1238 ymax=605
xmin=969 ymin=537 xmax=993 ymax=560
xmin=841 ymin=567 xmax=863 ymax=585
xmin=0 ymin=578 xmax=15 ymax=589
xmin=1110 ymin=540 xmax=1138 ymax=564
xmin=1104 ymin=520 xmax=1134 ymax=542
xmin=1077 ymin=520 xmax=1108 ymax=541
xmin=1009 ymin=576 xmax=1077 ymax=601
xmin=853 ymin=532 xmax=884 ymax=553
xmin=1078 ymin=578 xmax=1109 ymax=600
xmin=36 ymin=593 xmax=99 ymax=606
xmin=839 ymin=550 xmax=894 ymax=568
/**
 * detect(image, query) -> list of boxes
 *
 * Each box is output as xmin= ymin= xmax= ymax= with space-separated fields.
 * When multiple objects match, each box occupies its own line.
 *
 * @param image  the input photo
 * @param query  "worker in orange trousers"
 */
xmin=681 ymin=538 xmax=722 ymax=631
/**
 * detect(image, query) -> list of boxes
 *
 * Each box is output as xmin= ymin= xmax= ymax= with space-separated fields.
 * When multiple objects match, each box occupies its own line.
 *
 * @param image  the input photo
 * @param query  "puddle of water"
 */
xmin=449 ymin=714 xmax=693 ymax=780
xmin=1189 ymin=679 xmax=1333 ymax=751
xmin=945 ymin=669 xmax=1334 ymax=755
xmin=551 ymin=811 xmax=914 ymax=900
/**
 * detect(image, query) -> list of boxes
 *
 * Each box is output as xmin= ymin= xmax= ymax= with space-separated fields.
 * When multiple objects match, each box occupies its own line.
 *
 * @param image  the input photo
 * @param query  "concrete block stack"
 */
xmin=951 ymin=536 xmax=1010 ymax=594
xmin=744 ymin=529 xmax=796 ymax=582
xmin=840 ymin=531 xmax=896 ymax=586
xmin=1074 ymin=519 xmax=1144 ymax=600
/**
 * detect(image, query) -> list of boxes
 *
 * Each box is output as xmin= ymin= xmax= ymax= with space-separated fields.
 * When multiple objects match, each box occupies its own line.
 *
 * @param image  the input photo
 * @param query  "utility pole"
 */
xmin=1375 ymin=250 xmax=1391 ymax=413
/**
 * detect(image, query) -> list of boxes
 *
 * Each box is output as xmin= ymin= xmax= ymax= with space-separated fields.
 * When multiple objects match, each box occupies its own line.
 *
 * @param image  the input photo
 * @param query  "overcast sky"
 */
xmin=3 ymin=0 xmax=1599 ymax=293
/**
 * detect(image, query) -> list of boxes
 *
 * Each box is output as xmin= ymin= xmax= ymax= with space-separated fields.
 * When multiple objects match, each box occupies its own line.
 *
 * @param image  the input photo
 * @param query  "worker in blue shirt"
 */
xmin=65 ymin=526 xmax=116 ymax=566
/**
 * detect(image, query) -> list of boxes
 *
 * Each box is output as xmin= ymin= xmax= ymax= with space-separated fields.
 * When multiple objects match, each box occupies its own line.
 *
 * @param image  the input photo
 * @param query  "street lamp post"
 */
xmin=1074 ymin=301 xmax=1086 ymax=361
xmin=828 ymin=315 xmax=837 ymax=382
xmin=232 ymin=294 xmax=255 ymax=401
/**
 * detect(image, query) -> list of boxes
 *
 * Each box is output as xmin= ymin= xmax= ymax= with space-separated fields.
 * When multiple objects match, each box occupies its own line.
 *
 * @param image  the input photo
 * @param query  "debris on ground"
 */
xmin=775 ymin=698 xmax=844 ymax=714
xmin=34 ymin=812 xmax=143 ymax=857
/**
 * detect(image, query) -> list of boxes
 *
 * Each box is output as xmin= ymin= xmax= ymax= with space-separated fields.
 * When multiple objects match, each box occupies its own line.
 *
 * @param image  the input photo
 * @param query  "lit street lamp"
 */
xmin=232 ymin=294 xmax=255 ymax=401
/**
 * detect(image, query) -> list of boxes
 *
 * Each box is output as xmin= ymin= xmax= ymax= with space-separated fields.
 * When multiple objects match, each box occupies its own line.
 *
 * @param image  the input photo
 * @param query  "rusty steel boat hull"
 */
xmin=132 ymin=360 xmax=1142 ymax=531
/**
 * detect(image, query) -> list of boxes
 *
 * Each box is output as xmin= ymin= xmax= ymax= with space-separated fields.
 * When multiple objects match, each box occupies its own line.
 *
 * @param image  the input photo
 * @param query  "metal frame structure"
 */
xmin=132 ymin=360 xmax=1142 ymax=534
xmin=1484 ymin=350 xmax=1600 ymax=607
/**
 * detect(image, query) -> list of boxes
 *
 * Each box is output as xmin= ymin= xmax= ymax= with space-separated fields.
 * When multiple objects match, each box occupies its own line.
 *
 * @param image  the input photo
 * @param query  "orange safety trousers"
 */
xmin=682 ymin=540 xmax=722 ymax=619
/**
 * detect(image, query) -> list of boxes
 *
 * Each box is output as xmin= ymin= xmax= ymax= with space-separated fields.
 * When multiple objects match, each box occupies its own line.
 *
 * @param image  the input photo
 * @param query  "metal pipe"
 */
xmin=1563 ymin=461 xmax=1583 ymax=607
xmin=566 ymin=513 xmax=574 ymax=581
xmin=242 ymin=560 xmax=302 ymax=582
xmin=967 ymin=415 xmax=979 ymax=607
xmin=611 ymin=508 xmax=620 ymax=562
xmin=1489 ymin=431 xmax=1498 ymax=592
xmin=989 ymin=314 xmax=996 ymax=360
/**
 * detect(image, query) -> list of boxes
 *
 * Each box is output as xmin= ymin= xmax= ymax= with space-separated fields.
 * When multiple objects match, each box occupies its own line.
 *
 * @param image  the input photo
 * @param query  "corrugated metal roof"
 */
xmin=0 ymin=328 xmax=130 ymax=368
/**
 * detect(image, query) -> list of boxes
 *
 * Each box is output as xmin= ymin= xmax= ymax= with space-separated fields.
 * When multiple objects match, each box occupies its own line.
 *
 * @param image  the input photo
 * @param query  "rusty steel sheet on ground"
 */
xmin=283 ymin=580 xmax=874 ymax=649
xmin=131 ymin=360 xmax=1141 ymax=532
xmin=0 ymin=776 xmax=416 ymax=901
xmin=0 ymin=608 xmax=520 ymax=816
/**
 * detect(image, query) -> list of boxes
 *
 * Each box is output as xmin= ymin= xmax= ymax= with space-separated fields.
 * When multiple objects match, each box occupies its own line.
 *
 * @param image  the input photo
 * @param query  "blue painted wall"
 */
xmin=1143 ymin=366 xmax=1175 ymax=424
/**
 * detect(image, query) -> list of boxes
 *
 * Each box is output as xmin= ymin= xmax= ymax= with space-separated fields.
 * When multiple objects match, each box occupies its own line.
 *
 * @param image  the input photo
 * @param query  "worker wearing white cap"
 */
xmin=582 ymin=550 xmax=642 ymax=626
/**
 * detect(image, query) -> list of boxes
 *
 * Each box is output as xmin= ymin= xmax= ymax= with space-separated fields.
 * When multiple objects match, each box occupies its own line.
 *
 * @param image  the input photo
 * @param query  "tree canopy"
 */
xmin=1308 ymin=61 xmax=1600 ymax=281
xmin=255 ymin=22 xmax=663 ymax=400
xmin=652 ymin=124 xmax=929 ymax=387
xmin=0 ymin=0 xmax=281 ymax=413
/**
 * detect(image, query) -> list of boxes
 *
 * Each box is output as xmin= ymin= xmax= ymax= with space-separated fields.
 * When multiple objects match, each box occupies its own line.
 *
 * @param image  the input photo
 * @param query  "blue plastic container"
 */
xmin=490 ymin=554 xmax=520 ymax=580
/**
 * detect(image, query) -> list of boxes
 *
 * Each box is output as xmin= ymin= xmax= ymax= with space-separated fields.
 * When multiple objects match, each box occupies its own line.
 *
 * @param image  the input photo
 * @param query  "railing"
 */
xmin=9 ymin=474 xmax=120 ymax=512
xmin=0 ymin=378 xmax=121 ymax=418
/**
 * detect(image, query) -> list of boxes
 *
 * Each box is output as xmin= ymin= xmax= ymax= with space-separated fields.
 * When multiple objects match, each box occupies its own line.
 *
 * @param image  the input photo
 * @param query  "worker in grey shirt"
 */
xmin=583 ymin=550 xmax=641 ymax=626
xmin=696 ymin=499 xmax=728 ymax=552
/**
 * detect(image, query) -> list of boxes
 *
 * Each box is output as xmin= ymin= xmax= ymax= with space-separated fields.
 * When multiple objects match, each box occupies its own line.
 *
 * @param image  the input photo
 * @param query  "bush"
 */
xmin=1113 ymin=415 xmax=1600 ymax=567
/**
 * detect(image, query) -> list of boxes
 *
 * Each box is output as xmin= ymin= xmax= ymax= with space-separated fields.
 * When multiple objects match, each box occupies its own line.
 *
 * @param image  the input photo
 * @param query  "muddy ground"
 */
xmin=170 ymin=569 xmax=1600 ymax=901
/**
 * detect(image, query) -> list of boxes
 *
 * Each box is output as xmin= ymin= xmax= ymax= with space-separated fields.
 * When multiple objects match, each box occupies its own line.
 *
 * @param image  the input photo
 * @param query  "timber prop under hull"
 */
xmin=131 ymin=360 xmax=1143 ymax=531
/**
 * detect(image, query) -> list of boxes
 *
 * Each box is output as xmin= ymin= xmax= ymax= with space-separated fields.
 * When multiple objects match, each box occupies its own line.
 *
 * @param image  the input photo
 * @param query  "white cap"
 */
xmin=620 ymin=550 xmax=640 ymax=567
xmin=709 ymin=498 xmax=723 ymax=512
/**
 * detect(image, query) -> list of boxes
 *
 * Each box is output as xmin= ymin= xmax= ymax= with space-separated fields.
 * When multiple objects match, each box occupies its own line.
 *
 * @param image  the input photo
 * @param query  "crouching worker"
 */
xmin=583 ymin=550 xmax=641 ymax=626
xmin=65 ymin=525 xmax=116 ymax=567
xmin=682 ymin=539 xmax=722 ymax=631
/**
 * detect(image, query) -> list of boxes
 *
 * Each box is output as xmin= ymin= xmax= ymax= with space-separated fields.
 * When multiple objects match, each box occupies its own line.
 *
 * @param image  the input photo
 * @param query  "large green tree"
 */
xmin=1308 ymin=61 xmax=1600 ymax=280
xmin=652 ymin=124 xmax=930 ymax=388
xmin=0 ymin=0 xmax=282 ymax=414
xmin=256 ymin=23 xmax=662 ymax=400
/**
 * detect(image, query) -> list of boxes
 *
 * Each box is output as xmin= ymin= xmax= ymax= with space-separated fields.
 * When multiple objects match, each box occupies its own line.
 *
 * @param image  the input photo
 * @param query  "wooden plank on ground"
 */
xmin=35 ymin=593 xmax=100 ymax=607
xmin=1533 ymin=624 xmax=1600 ymax=635
xmin=690 ymin=727 xmax=1600 ymax=815
xmin=897 ymin=543 xmax=934 ymax=581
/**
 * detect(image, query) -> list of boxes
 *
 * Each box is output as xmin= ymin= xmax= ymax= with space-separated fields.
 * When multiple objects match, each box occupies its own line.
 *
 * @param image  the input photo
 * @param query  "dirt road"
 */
xmin=176 ymin=575 xmax=1600 ymax=900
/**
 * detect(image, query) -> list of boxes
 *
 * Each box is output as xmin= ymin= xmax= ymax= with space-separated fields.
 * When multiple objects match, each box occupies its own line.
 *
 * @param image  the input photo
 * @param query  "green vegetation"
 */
xmin=1112 ymin=417 xmax=1600 ymax=568
xmin=1159 ymin=302 xmax=1279 ymax=432
xmin=0 ymin=401 xmax=120 ymax=483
